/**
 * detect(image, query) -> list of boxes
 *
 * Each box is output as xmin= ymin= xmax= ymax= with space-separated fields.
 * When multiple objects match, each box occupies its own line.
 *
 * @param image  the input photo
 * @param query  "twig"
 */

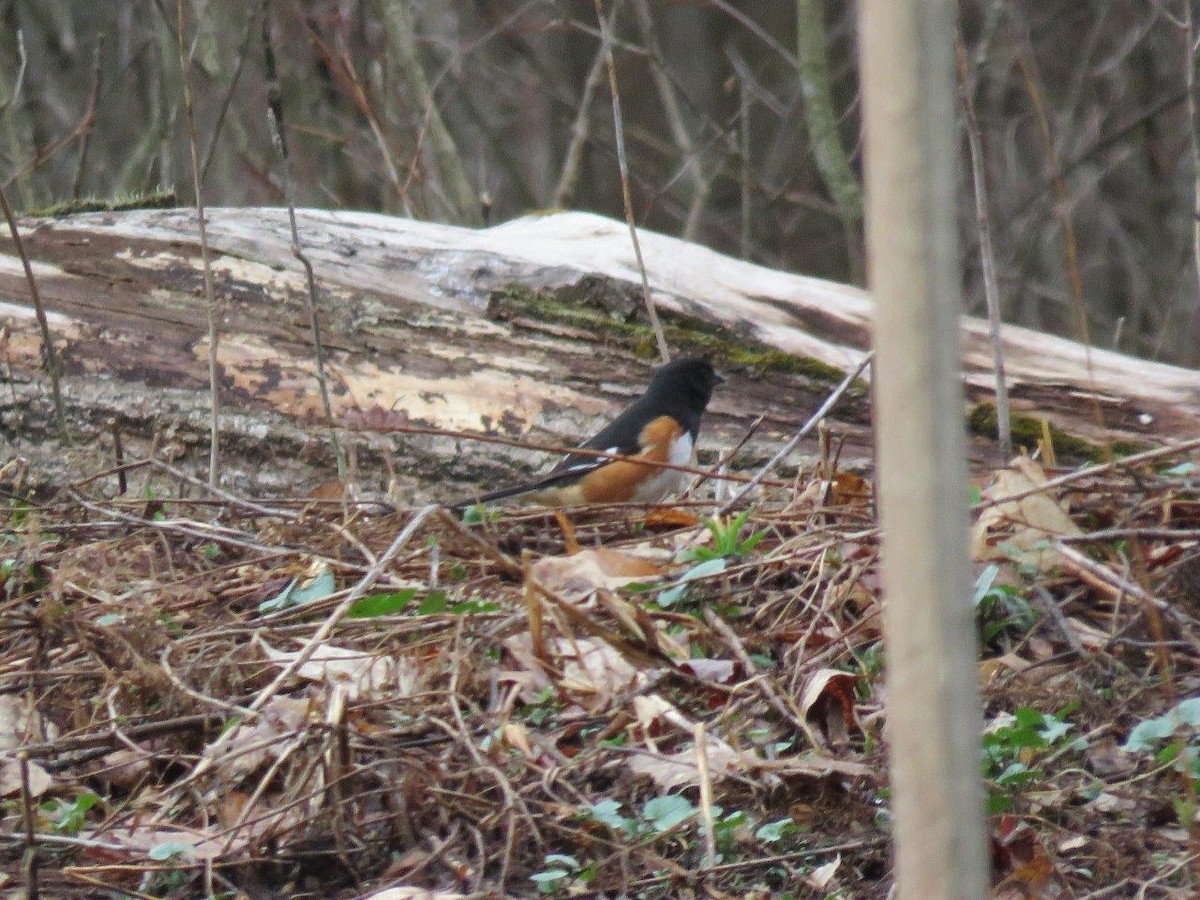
xmin=107 ymin=419 xmax=127 ymax=495
xmin=795 ymin=0 xmax=863 ymax=281
xmin=71 ymin=33 xmax=106 ymax=200
xmin=973 ymin=434 xmax=1200 ymax=511
xmin=18 ymin=714 xmax=224 ymax=761
xmin=200 ymin=3 xmax=260 ymax=186
xmin=1032 ymin=585 xmax=1084 ymax=657
xmin=631 ymin=0 xmax=709 ymax=238
xmin=377 ymin=1 xmax=480 ymax=223
xmin=0 ymin=182 xmax=68 ymax=442
xmin=0 ymin=28 xmax=27 ymax=114
xmin=19 ymin=752 xmax=38 ymax=900
xmin=303 ymin=12 xmax=407 ymax=211
xmin=956 ymin=34 xmax=1011 ymax=459
xmin=1053 ymin=541 xmax=1200 ymax=654
xmin=553 ymin=1 xmax=618 ymax=207
xmin=704 ymin=607 xmax=823 ymax=749
xmin=737 ymin=61 xmax=752 ymax=259
xmin=176 ymin=0 xmax=223 ymax=486
xmin=593 ymin=0 xmax=670 ymax=363
xmin=1013 ymin=28 xmax=1109 ymax=452
xmin=694 ymin=722 xmax=717 ymax=870
xmin=1183 ymin=1 xmax=1200 ymax=367
xmin=719 ymin=352 xmax=872 ymax=512
xmin=263 ymin=15 xmax=345 ymax=480
xmin=184 ymin=505 xmax=438 ymax=784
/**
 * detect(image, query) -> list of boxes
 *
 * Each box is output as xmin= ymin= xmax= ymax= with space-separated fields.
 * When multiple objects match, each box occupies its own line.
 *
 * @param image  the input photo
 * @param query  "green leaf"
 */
xmin=348 ymin=589 xmax=418 ymax=619
xmin=971 ymin=564 xmax=1000 ymax=608
xmin=756 ymin=818 xmax=795 ymax=843
xmin=588 ymin=798 xmax=635 ymax=834
xmin=530 ymin=869 xmax=569 ymax=885
xmin=418 ymin=591 xmax=449 ymax=614
xmin=148 ymin=841 xmax=194 ymax=861
xmin=1124 ymin=714 xmax=1182 ymax=752
xmin=259 ymin=567 xmax=336 ymax=614
xmin=450 ymin=597 xmax=500 ymax=615
xmin=1175 ymin=697 xmax=1200 ymax=726
xmin=289 ymin=568 xmax=336 ymax=605
xmin=1038 ymin=717 xmax=1072 ymax=744
xmin=659 ymin=557 xmax=727 ymax=607
xmin=46 ymin=791 xmax=100 ymax=834
xmin=642 ymin=794 xmax=696 ymax=833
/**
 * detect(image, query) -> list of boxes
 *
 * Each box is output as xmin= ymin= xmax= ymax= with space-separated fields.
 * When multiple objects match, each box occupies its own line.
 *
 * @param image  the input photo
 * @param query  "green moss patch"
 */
xmin=493 ymin=281 xmax=864 ymax=392
xmin=969 ymin=403 xmax=1149 ymax=461
xmin=25 ymin=191 xmax=179 ymax=218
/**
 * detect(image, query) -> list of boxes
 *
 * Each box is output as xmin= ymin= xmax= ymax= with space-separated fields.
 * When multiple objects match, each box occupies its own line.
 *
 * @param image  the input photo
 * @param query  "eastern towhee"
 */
xmin=458 ymin=357 xmax=723 ymax=508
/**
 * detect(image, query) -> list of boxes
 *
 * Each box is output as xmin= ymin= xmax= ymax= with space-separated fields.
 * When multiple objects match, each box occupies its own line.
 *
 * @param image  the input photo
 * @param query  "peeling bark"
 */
xmin=0 ymin=207 xmax=1196 ymax=499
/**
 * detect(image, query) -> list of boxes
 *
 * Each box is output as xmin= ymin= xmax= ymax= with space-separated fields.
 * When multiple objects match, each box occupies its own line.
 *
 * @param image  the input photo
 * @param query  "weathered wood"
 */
xmin=0 ymin=207 xmax=1196 ymax=498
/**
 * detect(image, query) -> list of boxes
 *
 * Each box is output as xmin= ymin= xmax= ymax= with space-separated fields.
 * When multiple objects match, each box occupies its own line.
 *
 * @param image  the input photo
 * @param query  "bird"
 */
xmin=456 ymin=357 xmax=723 ymax=508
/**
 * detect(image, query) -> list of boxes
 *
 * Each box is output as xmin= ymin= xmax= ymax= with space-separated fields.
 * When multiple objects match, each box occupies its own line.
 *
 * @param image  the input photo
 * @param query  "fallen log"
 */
xmin=1 ymin=207 xmax=1196 ymax=498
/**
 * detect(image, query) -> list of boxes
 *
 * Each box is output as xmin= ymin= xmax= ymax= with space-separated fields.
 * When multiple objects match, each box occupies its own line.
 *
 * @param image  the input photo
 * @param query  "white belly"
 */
xmin=632 ymin=432 xmax=695 ymax=502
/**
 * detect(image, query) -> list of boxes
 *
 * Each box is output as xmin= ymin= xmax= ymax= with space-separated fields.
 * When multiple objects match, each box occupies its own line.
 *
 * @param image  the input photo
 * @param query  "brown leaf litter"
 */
xmin=1 ymin=450 xmax=1200 ymax=897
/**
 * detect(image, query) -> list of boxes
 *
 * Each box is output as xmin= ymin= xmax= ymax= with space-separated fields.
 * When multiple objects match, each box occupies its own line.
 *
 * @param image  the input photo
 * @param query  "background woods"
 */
xmin=2 ymin=0 xmax=1199 ymax=365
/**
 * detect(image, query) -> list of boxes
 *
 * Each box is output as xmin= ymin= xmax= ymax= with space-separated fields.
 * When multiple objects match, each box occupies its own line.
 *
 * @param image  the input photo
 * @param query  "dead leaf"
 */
xmin=979 ymin=653 xmax=1030 ymax=685
xmin=831 ymin=471 xmax=871 ymax=506
xmin=209 ymin=696 xmax=312 ymax=778
xmin=556 ymin=637 xmax=640 ymax=700
xmin=255 ymin=635 xmax=420 ymax=700
xmin=972 ymin=457 xmax=1082 ymax=572
xmin=88 ymin=747 xmax=150 ymax=791
xmin=1057 ymin=835 xmax=1088 ymax=853
xmin=93 ymin=827 xmax=228 ymax=860
xmin=627 ymin=736 xmax=749 ymax=790
xmin=643 ymin=508 xmax=700 ymax=528
xmin=804 ymin=854 xmax=841 ymax=890
xmin=678 ymin=658 xmax=736 ymax=683
xmin=799 ymin=669 xmax=859 ymax=740
xmin=0 ymin=695 xmax=55 ymax=749
xmin=364 ymin=889 xmax=466 ymax=900
xmin=0 ymin=757 xmax=52 ymax=798
xmin=531 ymin=548 xmax=664 ymax=603
xmin=501 ymin=721 xmax=535 ymax=757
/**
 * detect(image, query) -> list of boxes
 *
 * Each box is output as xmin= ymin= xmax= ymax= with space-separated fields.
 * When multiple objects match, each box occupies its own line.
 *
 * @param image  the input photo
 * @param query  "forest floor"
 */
xmin=2 ymin=438 xmax=1200 ymax=899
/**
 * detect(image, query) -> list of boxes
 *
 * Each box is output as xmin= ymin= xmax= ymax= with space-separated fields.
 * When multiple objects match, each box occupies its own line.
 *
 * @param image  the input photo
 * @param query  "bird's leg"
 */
xmin=553 ymin=510 xmax=581 ymax=555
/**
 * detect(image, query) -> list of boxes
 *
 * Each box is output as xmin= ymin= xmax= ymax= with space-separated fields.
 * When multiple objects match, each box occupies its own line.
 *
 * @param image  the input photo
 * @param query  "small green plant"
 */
xmin=196 ymin=542 xmax=221 ymax=561
xmin=583 ymin=793 xmax=790 ymax=863
xmin=520 ymin=686 xmax=563 ymax=727
xmin=682 ymin=510 xmax=767 ymax=563
xmin=982 ymin=707 xmax=1082 ymax=813
xmin=258 ymin=567 xmax=336 ymax=614
xmin=972 ymin=564 xmax=1038 ymax=645
xmin=656 ymin=557 xmax=726 ymax=608
xmin=855 ymin=642 xmax=885 ymax=682
xmin=41 ymin=790 xmax=100 ymax=834
xmin=530 ymin=853 xmax=594 ymax=894
xmin=1124 ymin=698 xmax=1200 ymax=767
xmin=348 ymin=588 xmax=419 ymax=619
xmin=755 ymin=817 xmax=799 ymax=843
xmin=1123 ymin=696 xmax=1200 ymax=824
xmin=462 ymin=503 xmax=502 ymax=525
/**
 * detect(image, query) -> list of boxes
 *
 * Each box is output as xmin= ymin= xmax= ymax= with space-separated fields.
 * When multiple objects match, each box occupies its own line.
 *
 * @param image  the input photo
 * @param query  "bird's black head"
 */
xmin=647 ymin=357 xmax=723 ymax=435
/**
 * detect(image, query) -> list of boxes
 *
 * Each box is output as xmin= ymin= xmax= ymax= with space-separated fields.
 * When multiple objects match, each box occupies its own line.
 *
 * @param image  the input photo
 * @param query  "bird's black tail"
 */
xmin=446 ymin=483 xmax=532 ymax=512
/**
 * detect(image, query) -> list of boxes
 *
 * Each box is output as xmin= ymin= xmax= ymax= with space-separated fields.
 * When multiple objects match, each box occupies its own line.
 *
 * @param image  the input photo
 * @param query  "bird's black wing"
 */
xmin=460 ymin=400 xmax=653 ymax=506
